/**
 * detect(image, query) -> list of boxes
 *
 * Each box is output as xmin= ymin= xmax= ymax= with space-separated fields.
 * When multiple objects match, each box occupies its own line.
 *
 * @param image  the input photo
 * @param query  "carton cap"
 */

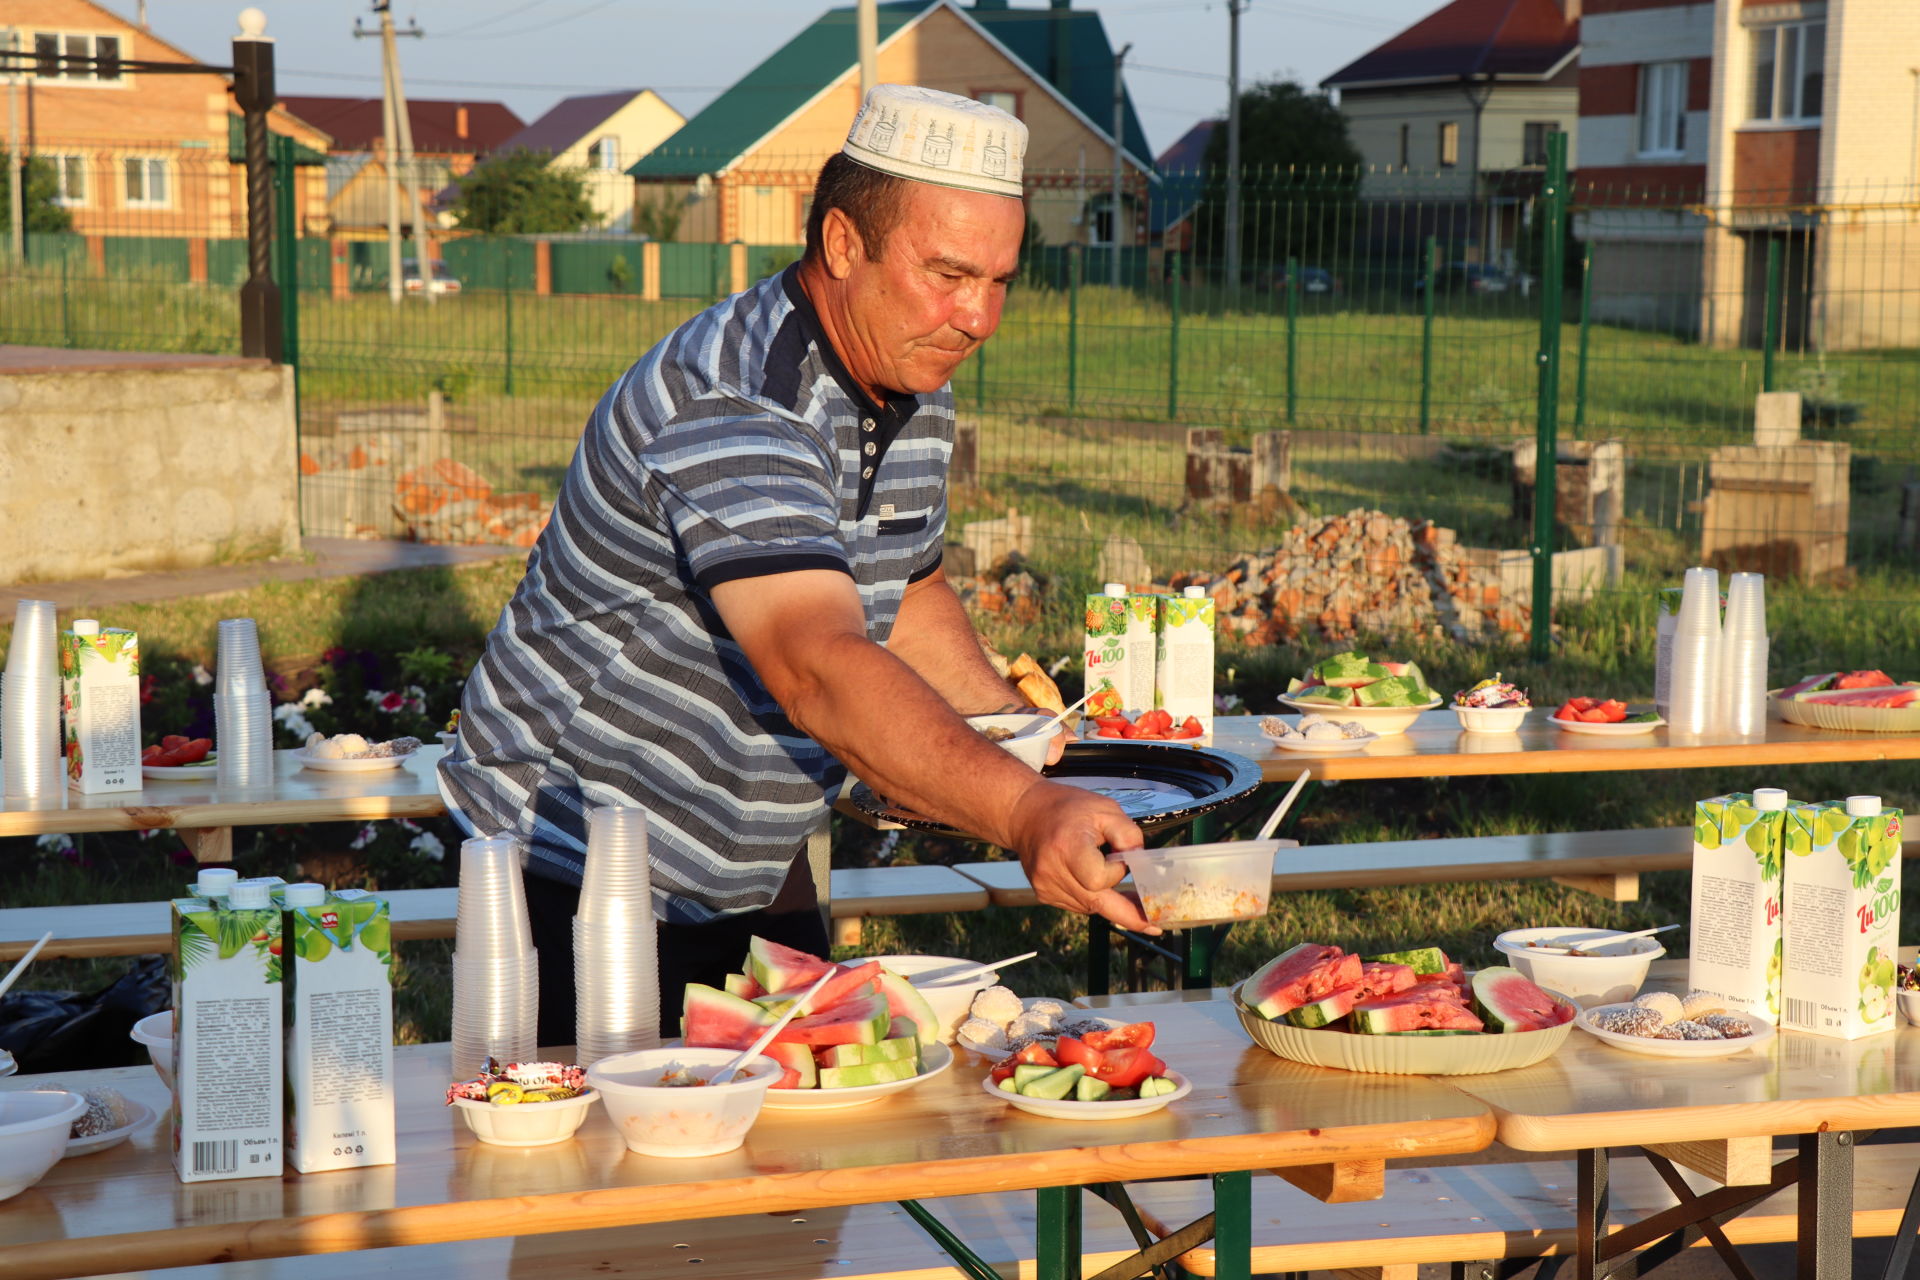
xmin=280 ymin=882 xmax=326 ymax=908
xmin=1104 ymin=583 xmax=1128 ymax=596
xmin=72 ymin=619 xmax=99 ymax=636
xmin=1846 ymin=795 xmax=1882 ymax=817
xmin=1183 ymin=585 xmax=1206 ymax=599
xmin=194 ymin=867 xmax=239 ymax=897
xmin=1752 ymin=788 xmax=1789 ymax=811
xmin=228 ymin=879 xmax=274 ymax=909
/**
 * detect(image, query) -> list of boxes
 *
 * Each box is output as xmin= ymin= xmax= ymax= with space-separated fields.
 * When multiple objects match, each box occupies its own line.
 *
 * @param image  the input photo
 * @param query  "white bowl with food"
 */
xmin=864 ymin=954 xmax=1003 ymax=1044
xmin=586 ymin=1048 xmax=781 ymax=1158
xmin=1274 ymin=695 xmax=1440 ymax=737
xmin=1453 ymin=704 xmax=1529 ymax=733
xmin=1493 ymin=928 xmax=1664 ymax=1009
xmin=965 ymin=711 xmax=1059 ymax=771
xmin=0 ymin=1090 xmax=87 ymax=1201
xmin=450 ymin=1089 xmax=600 ymax=1148
xmin=128 ymin=1010 xmax=174 ymax=1092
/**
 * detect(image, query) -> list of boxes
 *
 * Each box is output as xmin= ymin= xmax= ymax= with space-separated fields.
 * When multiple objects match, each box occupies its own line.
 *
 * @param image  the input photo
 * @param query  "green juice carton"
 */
xmin=1687 ymin=788 xmax=1788 ymax=1021
xmin=1084 ymin=583 xmax=1158 ymax=716
xmin=280 ymin=884 xmax=396 ymax=1172
xmin=1155 ymin=586 xmax=1215 ymax=733
xmin=58 ymin=620 xmax=143 ymax=793
xmin=1782 ymin=795 xmax=1902 ymax=1038
xmin=171 ymin=877 xmax=283 ymax=1182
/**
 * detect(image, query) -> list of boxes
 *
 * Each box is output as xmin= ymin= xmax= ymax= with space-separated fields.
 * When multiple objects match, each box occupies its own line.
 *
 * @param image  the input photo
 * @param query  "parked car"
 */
xmin=402 ymin=258 xmax=461 ymax=296
xmin=1263 ymin=265 xmax=1340 ymax=295
xmin=1413 ymin=263 xmax=1512 ymax=296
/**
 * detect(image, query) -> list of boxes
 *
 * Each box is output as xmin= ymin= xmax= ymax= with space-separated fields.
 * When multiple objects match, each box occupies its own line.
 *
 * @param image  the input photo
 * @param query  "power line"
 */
xmin=437 ymin=0 xmax=625 ymax=41
xmin=1131 ymin=61 xmax=1227 ymax=82
xmin=435 ymin=0 xmax=563 ymax=39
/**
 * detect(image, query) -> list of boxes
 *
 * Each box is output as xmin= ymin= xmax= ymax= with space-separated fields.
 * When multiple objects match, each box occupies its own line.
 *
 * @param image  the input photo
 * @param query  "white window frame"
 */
xmin=28 ymin=30 xmax=126 ymax=86
xmin=122 ymin=156 xmax=170 ymax=209
xmin=1748 ymin=21 xmax=1824 ymax=124
xmin=975 ymin=90 xmax=1018 ymax=118
xmin=49 ymin=154 xmax=87 ymax=206
xmin=1438 ymin=121 xmax=1459 ymax=169
xmin=1637 ymin=62 xmax=1688 ymax=157
xmin=586 ymin=135 xmax=620 ymax=172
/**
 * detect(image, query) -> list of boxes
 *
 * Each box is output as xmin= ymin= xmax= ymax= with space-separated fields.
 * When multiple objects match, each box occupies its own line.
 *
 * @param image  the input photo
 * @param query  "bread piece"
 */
xmin=1007 ymin=653 xmax=1065 ymax=714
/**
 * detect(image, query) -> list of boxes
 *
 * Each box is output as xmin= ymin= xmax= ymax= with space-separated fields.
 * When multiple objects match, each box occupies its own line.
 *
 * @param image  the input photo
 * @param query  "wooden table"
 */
xmin=0 ymin=1001 xmax=1495 ymax=1280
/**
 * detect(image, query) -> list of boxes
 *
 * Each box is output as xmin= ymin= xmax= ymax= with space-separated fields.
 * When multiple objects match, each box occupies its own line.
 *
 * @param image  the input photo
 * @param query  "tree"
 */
xmin=631 ymin=194 xmax=682 ymax=243
xmin=1193 ymin=80 xmax=1362 ymax=278
xmin=447 ymin=151 xmax=599 ymax=235
xmin=0 ymin=151 xmax=76 ymax=236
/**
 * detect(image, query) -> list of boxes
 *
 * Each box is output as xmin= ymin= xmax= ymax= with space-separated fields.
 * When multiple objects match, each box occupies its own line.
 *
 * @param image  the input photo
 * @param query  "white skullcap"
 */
xmin=843 ymin=84 xmax=1027 ymax=198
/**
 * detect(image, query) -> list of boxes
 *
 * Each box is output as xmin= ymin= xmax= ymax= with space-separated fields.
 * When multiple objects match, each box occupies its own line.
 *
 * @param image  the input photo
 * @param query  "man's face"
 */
xmin=839 ymin=183 xmax=1025 ymax=397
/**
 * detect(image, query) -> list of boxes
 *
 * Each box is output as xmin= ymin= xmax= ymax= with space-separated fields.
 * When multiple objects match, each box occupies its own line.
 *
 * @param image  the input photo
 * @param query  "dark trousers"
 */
xmin=522 ymin=865 xmax=831 ymax=1047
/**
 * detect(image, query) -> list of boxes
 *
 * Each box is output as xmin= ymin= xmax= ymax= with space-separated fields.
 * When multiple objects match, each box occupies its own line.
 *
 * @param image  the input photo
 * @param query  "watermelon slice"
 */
xmin=762 ymin=1040 xmax=817 ymax=1089
xmin=1285 ymin=982 xmax=1365 ymax=1029
xmin=723 ymin=972 xmax=765 ymax=1000
xmin=776 ymin=992 xmax=893 ymax=1047
xmin=1242 ymin=944 xmax=1359 ymax=1019
xmin=1471 ymin=967 xmax=1572 ymax=1033
xmin=1366 ymin=946 xmax=1448 ymax=974
xmin=756 ymin=961 xmax=882 ymax=1015
xmin=875 ymin=970 xmax=941 ymax=1045
xmin=1779 ymin=672 xmax=1839 ymax=700
xmin=1354 ymin=961 xmax=1417 ymax=1000
xmin=1290 ymin=687 xmax=1359 ymax=707
xmin=682 ymin=983 xmax=773 ymax=1050
xmin=1802 ymin=685 xmax=1920 ymax=708
xmin=1834 ymin=669 xmax=1896 ymax=689
xmin=1315 ymin=651 xmax=1389 ymax=688
xmin=747 ymin=936 xmax=835 ymax=993
xmin=1285 ymin=675 xmax=1325 ymax=693
xmin=1351 ymin=990 xmax=1485 ymax=1034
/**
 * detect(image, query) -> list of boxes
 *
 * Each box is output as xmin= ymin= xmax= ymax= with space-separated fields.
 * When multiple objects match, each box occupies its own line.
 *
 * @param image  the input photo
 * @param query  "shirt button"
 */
xmin=861 ymin=466 xmax=874 ymax=479
xmin=862 ymin=418 xmax=876 ymax=433
xmin=863 ymin=441 xmax=876 ymax=456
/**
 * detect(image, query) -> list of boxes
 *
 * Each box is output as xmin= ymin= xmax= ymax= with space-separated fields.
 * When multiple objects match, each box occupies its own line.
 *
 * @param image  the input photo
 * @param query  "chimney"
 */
xmin=1050 ymin=0 xmax=1073 ymax=101
xmin=456 ymin=106 xmax=470 ymax=140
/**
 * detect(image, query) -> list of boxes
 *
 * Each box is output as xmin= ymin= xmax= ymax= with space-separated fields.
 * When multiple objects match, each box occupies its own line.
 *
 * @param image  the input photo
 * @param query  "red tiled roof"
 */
xmin=277 ymin=96 xmax=525 ymax=155
xmin=1321 ymin=0 xmax=1578 ymax=88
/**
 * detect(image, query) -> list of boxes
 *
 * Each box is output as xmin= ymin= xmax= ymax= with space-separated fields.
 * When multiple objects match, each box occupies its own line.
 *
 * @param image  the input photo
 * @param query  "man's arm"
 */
xmin=887 ymin=571 xmax=1024 ymax=712
xmin=710 ymin=568 xmax=1153 ymax=933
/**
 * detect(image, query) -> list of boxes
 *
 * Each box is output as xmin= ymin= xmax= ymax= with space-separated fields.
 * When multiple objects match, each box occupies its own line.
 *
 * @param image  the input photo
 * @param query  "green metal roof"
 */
xmin=629 ymin=1 xmax=1152 ymax=178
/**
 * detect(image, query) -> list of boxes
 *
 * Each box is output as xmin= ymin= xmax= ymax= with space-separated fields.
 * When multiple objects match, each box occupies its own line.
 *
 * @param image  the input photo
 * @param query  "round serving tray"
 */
xmin=845 ymin=740 xmax=1263 ymax=837
xmin=1231 ymin=983 xmax=1576 ymax=1076
xmin=1771 ymin=690 xmax=1920 ymax=733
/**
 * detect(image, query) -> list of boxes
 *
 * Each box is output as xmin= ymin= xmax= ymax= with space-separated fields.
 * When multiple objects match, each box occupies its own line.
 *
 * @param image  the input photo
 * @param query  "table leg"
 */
xmin=1578 ymin=1146 xmax=1611 ymax=1280
xmin=1799 ymin=1131 xmax=1854 ymax=1280
xmin=1036 ymin=1184 xmax=1083 ymax=1280
xmin=897 ymin=1200 xmax=1003 ymax=1280
xmin=181 ymin=827 xmax=232 ymax=863
xmin=1212 ymin=1169 xmax=1252 ymax=1280
xmin=1876 ymin=1152 xmax=1920 ymax=1280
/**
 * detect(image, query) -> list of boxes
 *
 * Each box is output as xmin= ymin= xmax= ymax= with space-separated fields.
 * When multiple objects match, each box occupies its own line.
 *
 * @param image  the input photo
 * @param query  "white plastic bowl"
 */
xmin=129 ymin=1010 xmax=173 ymax=1093
xmin=865 ymin=954 xmax=1002 ymax=1044
xmin=1275 ymin=696 xmax=1440 ymax=737
xmin=1453 ymin=703 xmax=1529 ymax=733
xmin=586 ymin=1048 xmax=781 ymax=1158
xmin=450 ymin=1090 xmax=600 ymax=1148
xmin=1898 ymin=988 xmax=1920 ymax=1028
xmin=1493 ymin=928 xmax=1664 ymax=1009
xmin=966 ymin=711 xmax=1059 ymax=770
xmin=1119 ymin=840 xmax=1292 ymax=930
xmin=0 ymin=1090 xmax=87 ymax=1201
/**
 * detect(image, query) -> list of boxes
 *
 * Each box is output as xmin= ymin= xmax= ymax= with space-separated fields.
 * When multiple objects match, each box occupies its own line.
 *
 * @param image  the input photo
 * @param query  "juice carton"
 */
xmin=58 ymin=620 xmax=142 ymax=793
xmin=1155 ymin=586 xmax=1215 ymax=733
xmin=1687 ymin=788 xmax=1788 ymax=1021
xmin=183 ymin=871 xmax=281 ymax=902
xmin=280 ymin=884 xmax=396 ymax=1172
xmin=172 ymin=878 xmax=283 ymax=1182
xmin=1084 ymin=583 xmax=1158 ymax=718
xmin=1782 ymin=795 xmax=1903 ymax=1038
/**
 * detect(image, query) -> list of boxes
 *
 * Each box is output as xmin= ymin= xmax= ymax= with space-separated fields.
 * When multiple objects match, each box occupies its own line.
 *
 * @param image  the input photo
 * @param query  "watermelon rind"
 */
xmin=762 ymin=1040 xmax=818 ymax=1088
xmin=1471 ymin=966 xmax=1569 ymax=1033
xmin=779 ymin=992 xmax=893 ymax=1047
xmin=747 ymin=936 xmax=835 ymax=993
xmin=722 ymin=972 xmax=765 ymax=1000
xmin=1350 ymin=990 xmax=1485 ymax=1034
xmin=1778 ymin=672 xmax=1839 ymax=700
xmin=1365 ymin=946 xmax=1448 ymax=974
xmin=1284 ymin=983 xmax=1363 ymax=1029
xmin=683 ymin=983 xmax=774 ymax=1050
xmin=1290 ymin=687 xmax=1359 ymax=707
xmin=1243 ymin=943 xmax=1348 ymax=1019
xmin=875 ymin=970 xmax=941 ymax=1046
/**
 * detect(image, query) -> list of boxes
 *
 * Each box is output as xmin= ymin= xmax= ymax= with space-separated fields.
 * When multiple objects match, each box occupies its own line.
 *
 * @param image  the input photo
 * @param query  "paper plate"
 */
xmin=1546 ymin=715 xmax=1663 ymax=736
xmin=1232 ymin=986 xmax=1576 ymax=1076
xmin=295 ymin=750 xmax=414 ymax=773
xmin=761 ymin=1041 xmax=953 ymax=1110
xmin=142 ymin=754 xmax=218 ymax=780
xmin=984 ymin=1069 xmax=1191 ymax=1121
xmin=1771 ymin=692 xmax=1920 ymax=733
xmin=1575 ymin=1005 xmax=1776 ymax=1058
xmin=1265 ymin=732 xmax=1379 ymax=754
xmin=65 ymin=1099 xmax=156 ymax=1157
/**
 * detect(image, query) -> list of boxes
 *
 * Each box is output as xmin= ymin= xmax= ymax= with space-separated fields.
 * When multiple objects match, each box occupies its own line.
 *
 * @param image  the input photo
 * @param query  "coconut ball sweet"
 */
xmin=1655 ymin=1019 xmax=1724 ymax=1040
xmin=1632 ymin=991 xmax=1685 ymax=1026
xmin=968 ymin=987 xmax=1023 ymax=1027
xmin=1677 ymin=990 xmax=1725 ymax=1020
xmin=957 ymin=1018 xmax=1007 ymax=1051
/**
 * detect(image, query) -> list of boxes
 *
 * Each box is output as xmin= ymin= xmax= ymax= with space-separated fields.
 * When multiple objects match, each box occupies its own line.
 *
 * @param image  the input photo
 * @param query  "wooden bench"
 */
xmin=0 ymin=866 xmax=989 ymax=961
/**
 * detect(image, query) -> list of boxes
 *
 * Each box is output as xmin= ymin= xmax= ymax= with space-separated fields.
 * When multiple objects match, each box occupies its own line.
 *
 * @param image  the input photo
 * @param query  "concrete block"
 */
xmin=1754 ymin=391 xmax=1803 ymax=446
xmin=1495 ymin=545 xmax=1623 ymax=607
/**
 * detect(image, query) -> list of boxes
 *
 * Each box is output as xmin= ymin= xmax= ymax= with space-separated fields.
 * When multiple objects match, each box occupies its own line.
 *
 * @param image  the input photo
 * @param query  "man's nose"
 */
xmin=950 ymin=282 xmax=999 ymax=342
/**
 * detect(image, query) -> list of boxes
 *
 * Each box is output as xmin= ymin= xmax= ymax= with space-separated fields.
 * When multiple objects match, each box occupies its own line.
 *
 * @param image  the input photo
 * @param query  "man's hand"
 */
xmin=1007 ymin=781 xmax=1156 ymax=934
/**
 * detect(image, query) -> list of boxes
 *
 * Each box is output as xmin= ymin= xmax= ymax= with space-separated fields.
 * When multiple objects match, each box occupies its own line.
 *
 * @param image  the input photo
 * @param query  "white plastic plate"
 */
xmin=1575 ymin=1004 xmax=1776 ymax=1058
xmin=1547 ymin=715 xmax=1663 ymax=736
xmin=295 ymin=749 xmax=414 ymax=773
xmin=984 ymin=1068 xmax=1191 ymax=1120
xmin=761 ymin=1041 xmax=953 ymax=1110
xmin=1265 ymin=731 xmax=1379 ymax=753
xmin=142 ymin=754 xmax=217 ymax=780
xmin=956 ymin=1000 xmax=1122 ymax=1061
xmin=65 ymin=1098 xmax=156 ymax=1157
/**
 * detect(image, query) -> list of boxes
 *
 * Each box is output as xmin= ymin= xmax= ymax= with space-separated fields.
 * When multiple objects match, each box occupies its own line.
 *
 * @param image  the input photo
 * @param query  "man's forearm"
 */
xmin=887 ymin=574 xmax=1022 ymax=712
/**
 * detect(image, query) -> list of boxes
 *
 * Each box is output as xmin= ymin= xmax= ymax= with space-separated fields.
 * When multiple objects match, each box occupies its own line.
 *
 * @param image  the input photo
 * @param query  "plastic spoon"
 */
xmin=0 ymin=932 xmax=52 ymax=1004
xmin=1256 ymin=770 xmax=1312 ymax=842
xmin=709 ymin=968 xmax=836 ymax=1085
xmin=909 ymin=951 xmax=1040 ymax=987
xmin=1028 ymin=690 xmax=1095 ymax=739
xmin=1529 ymin=923 xmax=1680 ymax=956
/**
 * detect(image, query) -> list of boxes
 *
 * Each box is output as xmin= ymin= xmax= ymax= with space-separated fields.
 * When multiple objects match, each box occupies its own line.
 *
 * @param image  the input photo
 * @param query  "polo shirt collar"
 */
xmin=783 ymin=266 xmax=918 ymax=443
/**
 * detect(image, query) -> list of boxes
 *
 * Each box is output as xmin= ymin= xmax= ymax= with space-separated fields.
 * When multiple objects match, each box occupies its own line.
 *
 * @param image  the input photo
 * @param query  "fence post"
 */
xmin=1529 ymin=132 xmax=1568 ymax=664
xmin=1573 ymin=243 xmax=1592 ymax=435
xmin=1067 ymin=242 xmax=1081 ymax=415
xmin=1762 ymin=237 xmax=1781 ymax=392
xmin=504 ymin=272 xmax=515 ymax=397
xmin=59 ymin=249 xmax=72 ymax=347
xmin=232 ymin=25 xmax=280 ymax=361
xmin=271 ymin=133 xmax=300 ymax=424
xmin=1285 ymin=255 xmax=1300 ymax=423
xmin=1167 ymin=250 xmax=1182 ymax=419
xmin=1419 ymin=237 xmax=1436 ymax=434
xmin=973 ymin=329 xmax=986 ymax=410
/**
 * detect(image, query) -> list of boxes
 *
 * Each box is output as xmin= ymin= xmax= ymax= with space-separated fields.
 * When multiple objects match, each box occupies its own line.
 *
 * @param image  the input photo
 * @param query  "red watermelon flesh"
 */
xmin=775 ymin=992 xmax=892 ymax=1046
xmin=757 ymin=961 xmax=881 ymax=1015
xmin=747 ymin=936 xmax=835 ymax=993
xmin=1354 ymin=962 xmax=1417 ymax=1000
xmin=723 ymin=972 xmax=765 ymax=1000
xmin=1779 ymin=672 xmax=1839 ymax=700
xmin=1404 ymin=979 xmax=1472 ymax=1005
xmin=682 ymin=983 xmax=773 ymax=1050
xmin=1243 ymin=944 xmax=1359 ymax=1019
xmin=1471 ymin=967 xmax=1570 ymax=1032
xmin=1351 ymin=990 xmax=1485 ymax=1034
xmin=1834 ymin=669 xmax=1896 ymax=689
xmin=1803 ymin=685 xmax=1920 ymax=708
xmin=761 ymin=1041 xmax=817 ymax=1089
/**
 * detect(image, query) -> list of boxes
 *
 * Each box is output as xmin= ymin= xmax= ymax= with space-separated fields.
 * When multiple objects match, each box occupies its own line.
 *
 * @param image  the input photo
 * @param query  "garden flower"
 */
xmin=35 ymin=833 xmax=75 ymax=856
xmin=409 ymin=831 xmax=446 ymax=862
xmin=350 ymin=823 xmax=380 ymax=850
xmin=272 ymin=704 xmax=316 ymax=740
xmin=298 ymin=687 xmax=334 ymax=710
xmin=191 ymin=664 xmax=214 ymax=686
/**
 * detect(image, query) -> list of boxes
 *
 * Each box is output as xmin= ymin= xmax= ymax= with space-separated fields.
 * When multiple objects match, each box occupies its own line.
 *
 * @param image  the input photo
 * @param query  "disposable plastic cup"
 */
xmin=215 ymin=619 xmax=265 ymax=688
xmin=6 ymin=601 xmax=58 ymax=670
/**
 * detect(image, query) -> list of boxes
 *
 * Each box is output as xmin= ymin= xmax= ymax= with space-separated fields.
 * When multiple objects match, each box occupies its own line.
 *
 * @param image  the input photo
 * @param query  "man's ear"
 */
xmin=821 ymin=207 xmax=864 ymax=281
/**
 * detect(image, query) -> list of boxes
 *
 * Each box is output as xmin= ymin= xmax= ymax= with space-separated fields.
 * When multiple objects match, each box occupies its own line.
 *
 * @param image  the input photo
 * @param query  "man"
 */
xmin=440 ymin=85 xmax=1152 ymax=1045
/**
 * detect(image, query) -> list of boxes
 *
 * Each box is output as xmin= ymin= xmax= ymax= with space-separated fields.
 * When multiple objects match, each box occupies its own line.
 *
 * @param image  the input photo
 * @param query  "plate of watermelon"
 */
xmin=679 ymin=939 xmax=957 ymax=1110
xmin=1232 ymin=943 xmax=1577 ymax=1076
xmin=1278 ymin=652 xmax=1441 ymax=737
xmin=1774 ymin=670 xmax=1920 ymax=732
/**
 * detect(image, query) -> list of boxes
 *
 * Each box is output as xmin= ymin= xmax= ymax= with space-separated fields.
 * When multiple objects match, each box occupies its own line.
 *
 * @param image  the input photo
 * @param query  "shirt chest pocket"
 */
xmin=875 ymin=512 xmax=928 ymax=536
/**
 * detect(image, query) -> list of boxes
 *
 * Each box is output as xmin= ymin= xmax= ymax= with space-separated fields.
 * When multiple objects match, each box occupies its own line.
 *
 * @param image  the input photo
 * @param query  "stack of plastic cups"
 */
xmin=573 ymin=806 xmax=661 ymax=1067
xmin=2 ymin=600 xmax=63 ymax=800
xmin=1720 ymin=572 xmax=1769 ymax=739
xmin=214 ymin=618 xmax=275 ymax=789
xmin=1666 ymin=566 xmax=1723 ymax=737
xmin=451 ymin=836 xmax=539 ymax=1074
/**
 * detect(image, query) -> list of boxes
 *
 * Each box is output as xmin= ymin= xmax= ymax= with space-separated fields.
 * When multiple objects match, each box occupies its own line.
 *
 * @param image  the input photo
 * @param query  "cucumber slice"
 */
xmin=1012 ymin=1064 xmax=1056 ymax=1088
xmin=1019 ymin=1064 xmax=1085 ymax=1100
xmin=1074 ymin=1076 xmax=1112 ymax=1103
xmin=1137 ymin=1076 xmax=1177 ymax=1098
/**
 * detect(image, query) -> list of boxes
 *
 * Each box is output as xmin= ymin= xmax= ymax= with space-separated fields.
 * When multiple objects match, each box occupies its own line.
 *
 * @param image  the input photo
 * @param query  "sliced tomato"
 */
xmin=173 ymin=738 xmax=212 ymax=764
xmin=1082 ymin=1022 xmax=1155 ymax=1053
xmin=989 ymin=1060 xmax=1018 ymax=1084
xmin=1137 ymin=709 xmax=1174 ymax=734
xmin=1594 ymin=699 xmax=1629 ymax=723
xmin=1579 ymin=707 xmax=1613 ymax=722
xmin=1553 ymin=699 xmax=1584 ymax=721
xmin=1173 ymin=717 xmax=1204 ymax=739
xmin=1052 ymin=1036 xmax=1103 ymax=1074
xmin=161 ymin=734 xmax=188 ymax=748
xmin=142 ymin=744 xmax=165 ymax=761
xmin=1094 ymin=726 xmax=1124 ymax=738
xmin=1089 ymin=1045 xmax=1165 ymax=1089
xmin=1092 ymin=715 xmax=1130 ymax=732
xmin=1011 ymin=1042 xmax=1059 ymax=1068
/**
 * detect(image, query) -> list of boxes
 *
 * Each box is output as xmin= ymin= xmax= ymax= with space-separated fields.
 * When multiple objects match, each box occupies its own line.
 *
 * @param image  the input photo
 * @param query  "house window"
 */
xmin=1637 ymin=62 xmax=1688 ymax=155
xmin=1438 ymin=121 xmax=1459 ymax=168
xmin=1522 ymin=122 xmax=1562 ymax=166
xmin=123 ymin=157 xmax=169 ymax=208
xmin=1398 ymin=123 xmax=1410 ymax=169
xmin=1750 ymin=22 xmax=1824 ymax=123
xmin=50 ymin=155 xmax=86 ymax=206
xmin=30 ymin=31 xmax=121 ymax=82
xmin=975 ymin=90 xmax=1019 ymax=118
xmin=586 ymin=135 xmax=620 ymax=171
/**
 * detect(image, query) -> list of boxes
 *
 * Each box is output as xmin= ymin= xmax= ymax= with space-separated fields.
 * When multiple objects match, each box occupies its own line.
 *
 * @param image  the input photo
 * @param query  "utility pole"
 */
xmin=1110 ymin=42 xmax=1130 ymax=289
xmin=857 ymin=0 xmax=878 ymax=96
xmin=5 ymin=27 xmax=22 ymax=263
xmin=1225 ymin=0 xmax=1247 ymax=299
xmin=355 ymin=2 xmax=423 ymax=305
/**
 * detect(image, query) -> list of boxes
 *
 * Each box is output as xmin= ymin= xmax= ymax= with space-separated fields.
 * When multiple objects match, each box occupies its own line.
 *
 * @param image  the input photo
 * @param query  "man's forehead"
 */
xmin=894 ymin=184 xmax=1024 ymax=272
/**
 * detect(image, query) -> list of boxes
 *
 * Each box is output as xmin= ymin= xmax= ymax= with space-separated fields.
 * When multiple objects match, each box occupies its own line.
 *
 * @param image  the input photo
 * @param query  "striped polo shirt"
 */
xmin=438 ymin=266 xmax=949 ymax=923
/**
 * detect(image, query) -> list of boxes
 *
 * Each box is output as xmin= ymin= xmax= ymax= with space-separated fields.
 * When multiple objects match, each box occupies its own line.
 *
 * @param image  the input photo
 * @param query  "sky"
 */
xmin=139 ymin=0 xmax=1442 ymax=156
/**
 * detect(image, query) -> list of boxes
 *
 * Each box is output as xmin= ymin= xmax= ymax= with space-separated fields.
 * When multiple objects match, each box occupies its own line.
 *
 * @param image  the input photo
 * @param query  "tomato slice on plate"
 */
xmin=1089 ymin=1045 xmax=1166 ymax=1089
xmin=1137 ymin=709 xmax=1174 ymax=734
xmin=1595 ymin=699 xmax=1629 ymax=723
xmin=1052 ymin=1036 xmax=1103 ymax=1074
xmin=1011 ymin=1042 xmax=1059 ymax=1068
xmin=1082 ymin=1022 xmax=1155 ymax=1053
xmin=1173 ymin=717 xmax=1205 ymax=739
